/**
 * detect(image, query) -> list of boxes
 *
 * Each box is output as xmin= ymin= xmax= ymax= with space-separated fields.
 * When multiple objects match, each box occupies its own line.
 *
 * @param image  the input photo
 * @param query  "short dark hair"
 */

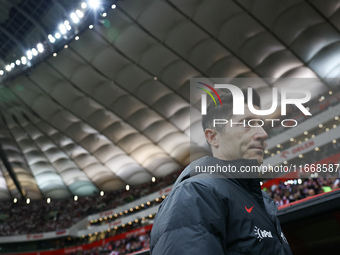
xmin=202 ymin=87 xmax=261 ymax=133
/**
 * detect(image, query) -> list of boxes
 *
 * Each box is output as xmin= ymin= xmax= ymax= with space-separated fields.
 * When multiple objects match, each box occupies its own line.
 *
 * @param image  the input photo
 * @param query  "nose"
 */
xmin=253 ymin=126 xmax=268 ymax=142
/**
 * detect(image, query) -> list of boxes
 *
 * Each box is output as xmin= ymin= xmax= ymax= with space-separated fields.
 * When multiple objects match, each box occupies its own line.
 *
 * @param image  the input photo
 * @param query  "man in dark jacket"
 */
xmin=150 ymin=88 xmax=292 ymax=254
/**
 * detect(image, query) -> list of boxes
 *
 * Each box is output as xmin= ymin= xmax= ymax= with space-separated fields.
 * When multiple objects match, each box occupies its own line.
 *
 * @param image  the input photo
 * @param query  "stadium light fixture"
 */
xmin=76 ymin=10 xmax=84 ymax=18
xmin=37 ymin=43 xmax=44 ymax=53
xmin=27 ymin=50 xmax=33 ymax=60
xmin=32 ymin=48 xmax=38 ymax=56
xmin=1 ymin=1 xmax=122 ymax=76
xmin=70 ymin=12 xmax=80 ymax=23
xmin=21 ymin=56 xmax=27 ymax=65
xmin=48 ymin=34 xmax=55 ymax=43
xmin=88 ymin=0 xmax=100 ymax=9
xmin=64 ymin=21 xmax=72 ymax=31
xmin=59 ymin=24 xmax=67 ymax=34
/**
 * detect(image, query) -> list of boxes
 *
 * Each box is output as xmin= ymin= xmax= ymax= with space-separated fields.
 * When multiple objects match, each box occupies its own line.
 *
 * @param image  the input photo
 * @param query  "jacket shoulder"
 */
xmin=150 ymin=177 xmax=229 ymax=254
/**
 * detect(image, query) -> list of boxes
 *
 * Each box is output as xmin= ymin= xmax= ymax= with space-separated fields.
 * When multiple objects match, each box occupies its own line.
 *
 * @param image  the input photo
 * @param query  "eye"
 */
xmin=243 ymin=118 xmax=252 ymax=127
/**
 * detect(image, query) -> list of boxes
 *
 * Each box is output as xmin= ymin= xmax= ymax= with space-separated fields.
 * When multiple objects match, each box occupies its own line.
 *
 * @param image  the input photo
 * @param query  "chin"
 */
xmin=250 ymin=156 xmax=263 ymax=165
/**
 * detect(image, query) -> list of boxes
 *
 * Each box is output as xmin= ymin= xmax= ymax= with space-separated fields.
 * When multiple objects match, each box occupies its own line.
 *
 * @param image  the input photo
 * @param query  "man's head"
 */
xmin=202 ymin=87 xmax=268 ymax=165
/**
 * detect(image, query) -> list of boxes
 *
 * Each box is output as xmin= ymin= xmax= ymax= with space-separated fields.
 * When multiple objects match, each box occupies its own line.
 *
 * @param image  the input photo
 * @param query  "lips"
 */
xmin=249 ymin=146 xmax=264 ymax=151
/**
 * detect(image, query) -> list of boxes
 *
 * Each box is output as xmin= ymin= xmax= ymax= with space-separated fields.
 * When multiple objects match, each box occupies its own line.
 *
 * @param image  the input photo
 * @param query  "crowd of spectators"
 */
xmin=0 ymin=170 xmax=181 ymax=236
xmin=73 ymin=231 xmax=151 ymax=255
xmin=265 ymin=177 xmax=340 ymax=207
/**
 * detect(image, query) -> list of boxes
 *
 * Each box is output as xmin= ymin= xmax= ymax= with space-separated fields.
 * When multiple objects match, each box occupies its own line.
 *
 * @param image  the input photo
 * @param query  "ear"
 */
xmin=204 ymin=128 xmax=219 ymax=148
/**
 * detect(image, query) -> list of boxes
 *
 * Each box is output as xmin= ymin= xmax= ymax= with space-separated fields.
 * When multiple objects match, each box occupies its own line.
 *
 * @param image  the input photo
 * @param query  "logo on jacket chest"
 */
xmin=254 ymin=226 xmax=273 ymax=242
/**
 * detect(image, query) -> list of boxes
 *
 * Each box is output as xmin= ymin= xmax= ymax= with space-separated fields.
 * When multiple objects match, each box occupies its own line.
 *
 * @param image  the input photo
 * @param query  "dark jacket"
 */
xmin=150 ymin=156 xmax=292 ymax=255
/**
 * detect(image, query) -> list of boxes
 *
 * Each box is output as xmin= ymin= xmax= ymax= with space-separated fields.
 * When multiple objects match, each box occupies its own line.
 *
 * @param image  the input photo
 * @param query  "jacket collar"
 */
xmin=217 ymin=158 xmax=262 ymax=193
